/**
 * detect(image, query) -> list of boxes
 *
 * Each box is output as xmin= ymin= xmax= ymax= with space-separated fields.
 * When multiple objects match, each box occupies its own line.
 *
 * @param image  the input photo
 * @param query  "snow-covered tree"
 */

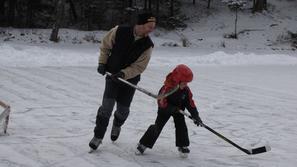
xmin=223 ymin=0 xmax=247 ymax=39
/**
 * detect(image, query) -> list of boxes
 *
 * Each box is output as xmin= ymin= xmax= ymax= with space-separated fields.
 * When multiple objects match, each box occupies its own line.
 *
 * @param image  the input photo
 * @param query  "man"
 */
xmin=89 ymin=12 xmax=156 ymax=151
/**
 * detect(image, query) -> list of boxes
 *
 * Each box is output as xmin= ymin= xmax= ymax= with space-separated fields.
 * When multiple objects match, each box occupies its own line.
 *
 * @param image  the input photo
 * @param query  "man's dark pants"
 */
xmin=94 ymin=77 xmax=138 ymax=139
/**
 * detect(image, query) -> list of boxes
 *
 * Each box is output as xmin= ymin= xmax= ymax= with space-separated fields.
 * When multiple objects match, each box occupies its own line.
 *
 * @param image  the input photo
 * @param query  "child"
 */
xmin=136 ymin=64 xmax=203 ymax=157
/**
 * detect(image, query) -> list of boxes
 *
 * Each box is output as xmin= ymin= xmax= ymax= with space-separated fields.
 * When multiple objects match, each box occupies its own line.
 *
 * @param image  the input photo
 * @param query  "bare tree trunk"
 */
xmin=68 ymin=0 xmax=77 ymax=20
xmin=254 ymin=0 xmax=267 ymax=12
xmin=207 ymin=0 xmax=211 ymax=9
xmin=234 ymin=7 xmax=238 ymax=39
xmin=170 ymin=0 xmax=174 ymax=16
xmin=193 ymin=0 xmax=196 ymax=5
xmin=8 ymin=0 xmax=16 ymax=26
xmin=0 ymin=0 xmax=5 ymax=16
xmin=26 ymin=1 xmax=33 ymax=27
xmin=128 ymin=0 xmax=133 ymax=7
xmin=144 ymin=0 xmax=148 ymax=10
xmin=50 ymin=0 xmax=65 ymax=42
xmin=26 ymin=0 xmax=39 ymax=27
xmin=156 ymin=0 xmax=160 ymax=19
xmin=148 ymin=0 xmax=152 ymax=10
xmin=82 ymin=1 xmax=92 ymax=30
xmin=0 ymin=0 xmax=5 ymax=25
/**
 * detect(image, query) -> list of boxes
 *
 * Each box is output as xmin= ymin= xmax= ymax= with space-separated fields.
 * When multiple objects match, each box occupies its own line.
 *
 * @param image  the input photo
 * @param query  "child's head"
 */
xmin=165 ymin=64 xmax=193 ymax=88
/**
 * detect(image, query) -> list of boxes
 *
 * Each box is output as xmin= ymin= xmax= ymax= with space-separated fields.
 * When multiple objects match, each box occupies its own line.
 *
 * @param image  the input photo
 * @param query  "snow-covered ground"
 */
xmin=1 ymin=42 xmax=297 ymax=167
xmin=1 ymin=0 xmax=297 ymax=166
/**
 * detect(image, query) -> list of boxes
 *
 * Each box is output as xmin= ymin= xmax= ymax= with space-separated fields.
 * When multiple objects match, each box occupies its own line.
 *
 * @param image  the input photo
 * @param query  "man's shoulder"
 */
xmin=138 ymin=36 xmax=154 ymax=48
xmin=117 ymin=25 xmax=133 ymax=30
xmin=115 ymin=25 xmax=134 ymax=36
xmin=146 ymin=36 xmax=154 ymax=47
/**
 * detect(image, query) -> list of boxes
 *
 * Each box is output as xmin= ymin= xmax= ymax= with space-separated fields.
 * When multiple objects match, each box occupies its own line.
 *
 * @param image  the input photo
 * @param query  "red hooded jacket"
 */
xmin=158 ymin=64 xmax=198 ymax=117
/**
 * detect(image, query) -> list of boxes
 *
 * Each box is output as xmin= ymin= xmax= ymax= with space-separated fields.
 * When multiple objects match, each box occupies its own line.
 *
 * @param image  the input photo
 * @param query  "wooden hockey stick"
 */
xmin=106 ymin=72 xmax=179 ymax=99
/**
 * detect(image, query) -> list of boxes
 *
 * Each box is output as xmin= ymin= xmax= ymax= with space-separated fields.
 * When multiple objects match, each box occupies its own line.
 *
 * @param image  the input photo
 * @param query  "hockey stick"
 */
xmin=0 ymin=101 xmax=10 ymax=134
xmin=106 ymin=72 xmax=179 ymax=99
xmin=179 ymin=110 xmax=271 ymax=155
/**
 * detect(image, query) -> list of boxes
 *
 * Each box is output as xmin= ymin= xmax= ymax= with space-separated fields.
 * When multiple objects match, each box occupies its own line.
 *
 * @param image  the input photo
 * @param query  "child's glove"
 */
xmin=192 ymin=113 xmax=203 ymax=126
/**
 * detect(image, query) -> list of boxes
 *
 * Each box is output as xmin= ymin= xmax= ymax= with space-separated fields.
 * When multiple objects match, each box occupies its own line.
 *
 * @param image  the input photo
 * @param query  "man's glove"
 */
xmin=110 ymin=71 xmax=125 ymax=82
xmin=97 ymin=63 xmax=106 ymax=75
xmin=192 ymin=113 xmax=203 ymax=127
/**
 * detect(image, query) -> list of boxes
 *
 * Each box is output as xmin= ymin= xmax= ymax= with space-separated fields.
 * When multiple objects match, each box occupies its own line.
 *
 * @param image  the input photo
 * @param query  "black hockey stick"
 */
xmin=106 ymin=72 xmax=179 ymax=99
xmin=179 ymin=110 xmax=271 ymax=155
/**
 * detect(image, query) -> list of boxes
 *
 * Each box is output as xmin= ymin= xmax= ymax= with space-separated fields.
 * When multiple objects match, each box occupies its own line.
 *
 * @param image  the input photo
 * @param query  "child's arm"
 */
xmin=185 ymin=87 xmax=203 ymax=125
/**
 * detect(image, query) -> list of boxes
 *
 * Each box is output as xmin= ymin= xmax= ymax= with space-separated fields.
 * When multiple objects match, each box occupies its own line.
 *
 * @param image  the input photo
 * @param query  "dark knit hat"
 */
xmin=137 ymin=12 xmax=156 ymax=25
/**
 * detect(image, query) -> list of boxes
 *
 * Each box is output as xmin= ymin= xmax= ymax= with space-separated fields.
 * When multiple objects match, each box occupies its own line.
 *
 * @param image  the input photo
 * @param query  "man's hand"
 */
xmin=110 ymin=72 xmax=125 ymax=82
xmin=97 ymin=63 xmax=106 ymax=75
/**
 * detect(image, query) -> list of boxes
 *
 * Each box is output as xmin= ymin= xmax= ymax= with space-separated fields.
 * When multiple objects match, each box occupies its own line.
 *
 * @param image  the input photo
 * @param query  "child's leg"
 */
xmin=139 ymin=108 xmax=172 ymax=148
xmin=173 ymin=112 xmax=189 ymax=147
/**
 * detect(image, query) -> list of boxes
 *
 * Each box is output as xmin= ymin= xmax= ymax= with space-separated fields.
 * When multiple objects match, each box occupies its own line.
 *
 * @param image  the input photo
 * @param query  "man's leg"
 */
xmin=111 ymin=82 xmax=137 ymax=141
xmin=94 ymin=98 xmax=115 ymax=139
xmin=90 ymin=78 xmax=118 ymax=149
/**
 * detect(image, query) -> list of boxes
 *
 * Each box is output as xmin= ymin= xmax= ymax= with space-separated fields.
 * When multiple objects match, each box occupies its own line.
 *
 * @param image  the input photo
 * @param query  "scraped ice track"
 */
xmin=1 ymin=65 xmax=297 ymax=167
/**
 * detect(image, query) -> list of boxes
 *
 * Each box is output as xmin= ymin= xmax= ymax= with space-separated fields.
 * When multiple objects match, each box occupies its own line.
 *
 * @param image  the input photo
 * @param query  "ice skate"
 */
xmin=178 ymin=147 xmax=190 ymax=158
xmin=135 ymin=143 xmax=146 ymax=155
xmin=89 ymin=136 xmax=102 ymax=153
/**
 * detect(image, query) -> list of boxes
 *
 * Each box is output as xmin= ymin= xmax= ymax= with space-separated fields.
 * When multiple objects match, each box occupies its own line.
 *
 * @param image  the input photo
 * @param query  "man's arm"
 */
xmin=121 ymin=47 xmax=153 ymax=80
xmin=98 ymin=25 xmax=118 ymax=64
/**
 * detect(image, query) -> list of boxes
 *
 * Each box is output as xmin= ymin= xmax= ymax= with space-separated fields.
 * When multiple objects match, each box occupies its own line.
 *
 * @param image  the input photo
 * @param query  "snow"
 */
xmin=2 ymin=44 xmax=297 ymax=167
xmin=1 ymin=43 xmax=296 ymax=67
xmin=1 ymin=0 xmax=297 ymax=166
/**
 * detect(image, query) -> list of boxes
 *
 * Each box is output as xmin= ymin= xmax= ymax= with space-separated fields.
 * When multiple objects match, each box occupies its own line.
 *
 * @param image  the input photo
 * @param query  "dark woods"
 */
xmin=0 ymin=0 xmax=268 ymax=42
xmin=0 ymin=0 xmax=268 ymax=30
xmin=0 ymin=0 xmax=189 ymax=30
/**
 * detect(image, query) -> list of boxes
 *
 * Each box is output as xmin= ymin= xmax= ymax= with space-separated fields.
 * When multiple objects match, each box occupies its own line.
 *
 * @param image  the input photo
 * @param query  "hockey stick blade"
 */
xmin=248 ymin=144 xmax=271 ymax=155
xmin=203 ymin=123 xmax=271 ymax=155
xmin=179 ymin=110 xmax=271 ymax=155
